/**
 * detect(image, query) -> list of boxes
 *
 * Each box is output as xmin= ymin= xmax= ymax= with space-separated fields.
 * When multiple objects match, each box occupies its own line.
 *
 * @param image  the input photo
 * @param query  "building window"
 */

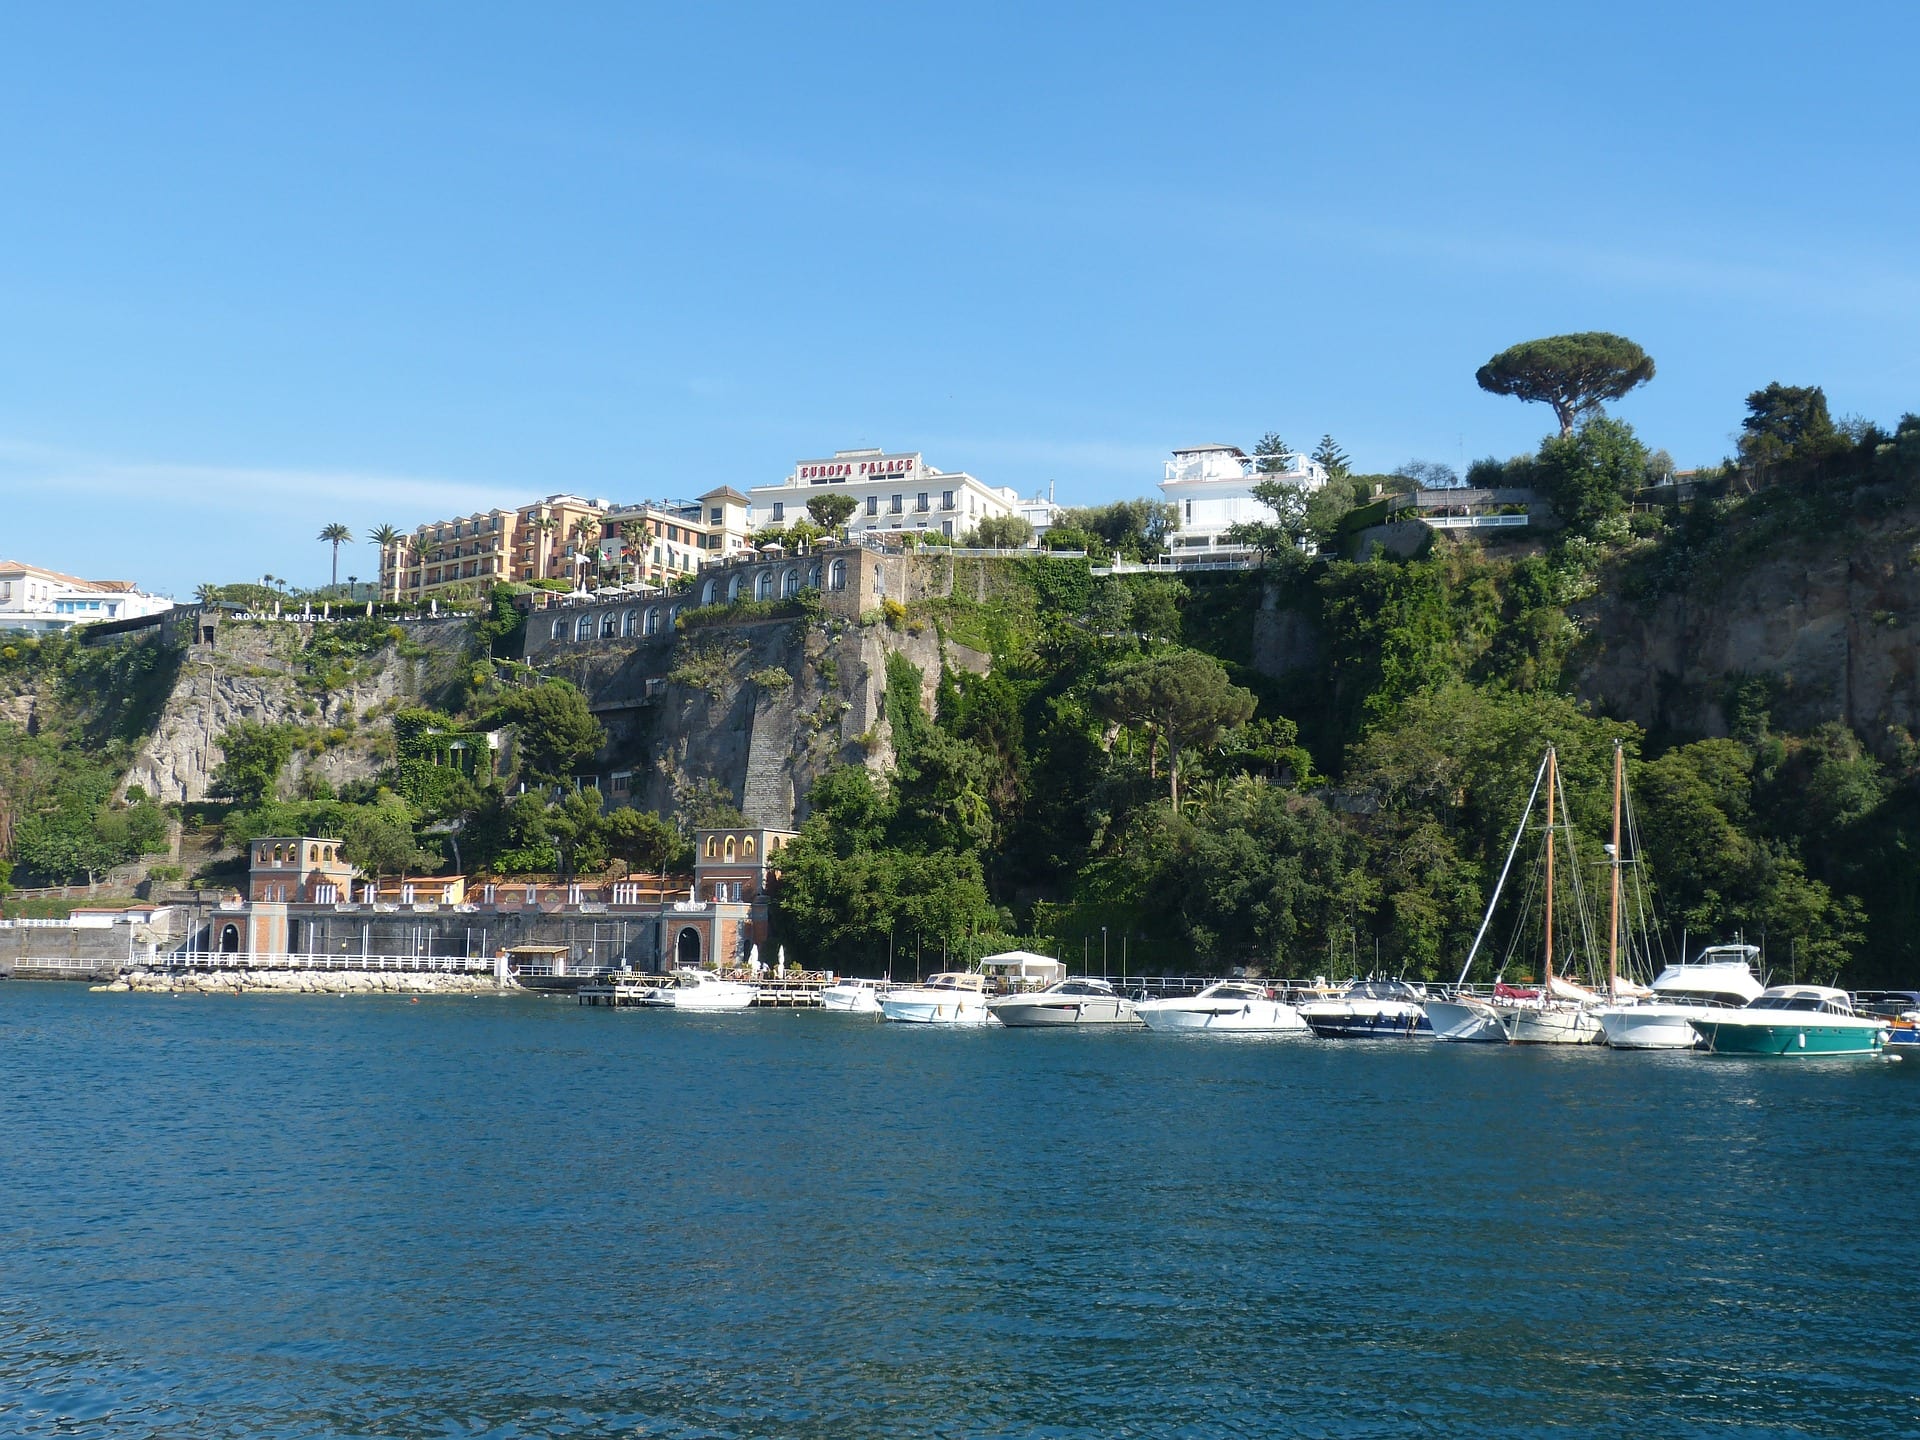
xmin=601 ymin=614 xmax=618 ymax=638
xmin=610 ymin=771 xmax=631 ymax=796
xmin=772 ymin=502 xmax=784 ymax=522
xmin=829 ymin=558 xmax=847 ymax=591
xmin=943 ymin=521 xmax=954 ymax=538
xmin=943 ymin=490 xmax=954 ymax=510
xmin=917 ymin=492 xmax=929 ymax=512
xmin=743 ymin=836 xmax=756 ymax=858
xmin=576 ymin=615 xmax=592 ymax=641
xmin=866 ymin=495 xmax=878 ymax=516
xmin=756 ymin=570 xmax=773 ymax=601
xmin=709 ymin=507 xmax=722 ymax=524
xmin=782 ymin=567 xmax=799 ymax=597
xmin=622 ymin=609 xmax=637 ymax=637
xmin=889 ymin=494 xmax=902 ymax=514
xmin=705 ymin=836 xmax=718 ymax=858
xmin=700 ymin=578 xmax=716 ymax=605
xmin=552 ymin=619 xmax=566 ymax=640
xmin=644 ymin=607 xmax=660 ymax=635
xmin=725 ymin=836 xmax=736 ymax=861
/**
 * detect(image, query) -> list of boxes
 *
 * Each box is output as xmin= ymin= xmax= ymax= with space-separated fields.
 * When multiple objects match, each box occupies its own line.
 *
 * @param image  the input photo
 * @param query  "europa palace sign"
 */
xmin=794 ymin=453 xmax=921 ymax=482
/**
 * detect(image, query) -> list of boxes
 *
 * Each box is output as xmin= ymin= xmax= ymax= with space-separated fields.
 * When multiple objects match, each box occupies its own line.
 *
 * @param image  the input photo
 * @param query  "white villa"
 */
xmin=1159 ymin=444 xmax=1328 ymax=557
xmin=0 ymin=560 xmax=174 ymax=635
xmin=749 ymin=448 xmax=1022 ymax=541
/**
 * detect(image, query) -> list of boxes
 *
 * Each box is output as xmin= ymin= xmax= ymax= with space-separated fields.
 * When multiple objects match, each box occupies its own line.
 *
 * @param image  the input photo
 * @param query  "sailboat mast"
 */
xmin=1544 ymin=746 xmax=1557 ymax=984
xmin=1608 ymin=740 xmax=1623 ymax=996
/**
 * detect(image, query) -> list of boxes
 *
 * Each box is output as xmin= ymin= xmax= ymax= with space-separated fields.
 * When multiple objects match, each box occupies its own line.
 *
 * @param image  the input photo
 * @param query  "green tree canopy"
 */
xmin=1737 ymin=382 xmax=1848 ymax=483
xmin=1095 ymin=650 xmax=1256 ymax=810
xmin=967 ymin=514 xmax=1034 ymax=549
xmin=806 ymin=493 xmax=859 ymax=531
xmin=1535 ymin=416 xmax=1649 ymax=532
xmin=211 ymin=722 xmax=297 ymax=808
xmin=342 ymin=796 xmax=424 ymax=879
xmin=607 ymin=806 xmax=682 ymax=873
xmin=499 ymin=681 xmax=605 ymax=787
xmin=1475 ymin=332 xmax=1656 ymax=436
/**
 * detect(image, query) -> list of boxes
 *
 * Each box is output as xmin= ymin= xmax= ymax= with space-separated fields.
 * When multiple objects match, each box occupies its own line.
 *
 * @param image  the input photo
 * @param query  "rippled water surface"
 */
xmin=3 ymin=982 xmax=1917 ymax=1438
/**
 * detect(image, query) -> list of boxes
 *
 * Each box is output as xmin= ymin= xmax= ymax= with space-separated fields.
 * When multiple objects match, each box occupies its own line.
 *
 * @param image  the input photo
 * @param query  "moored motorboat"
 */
xmin=1423 ymin=990 xmax=1506 ymax=1043
xmin=1135 ymin=980 xmax=1306 ymax=1034
xmin=1299 ymin=978 xmax=1432 ymax=1039
xmin=987 ymin=977 xmax=1137 ymax=1027
xmin=636 ymin=967 xmax=760 ymax=1011
xmin=1688 ymin=986 xmax=1889 ymax=1056
xmin=1595 ymin=945 xmax=1764 ymax=1050
xmin=820 ymin=976 xmax=895 ymax=1014
xmin=879 ymin=972 xmax=992 ymax=1025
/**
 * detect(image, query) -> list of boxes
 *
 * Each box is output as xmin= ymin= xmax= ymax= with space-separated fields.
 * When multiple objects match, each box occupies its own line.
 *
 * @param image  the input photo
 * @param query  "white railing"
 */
xmin=0 ymin=915 xmax=119 ymax=929
xmin=1422 ymin=513 xmax=1528 ymax=530
xmin=8 ymin=956 xmax=111 ymax=973
xmin=157 ymin=952 xmax=495 ymax=973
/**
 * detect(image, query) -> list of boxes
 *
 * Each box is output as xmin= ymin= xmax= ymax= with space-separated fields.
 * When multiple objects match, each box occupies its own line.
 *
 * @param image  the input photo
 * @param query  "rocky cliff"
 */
xmin=1573 ymin=501 xmax=1920 ymax=750
xmin=540 ymin=613 xmax=986 ymax=830
xmin=123 ymin=616 xmax=475 ymax=803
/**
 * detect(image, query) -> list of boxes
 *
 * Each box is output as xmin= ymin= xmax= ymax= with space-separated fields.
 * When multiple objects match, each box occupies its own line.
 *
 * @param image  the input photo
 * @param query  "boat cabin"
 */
xmin=977 ymin=950 xmax=1067 ymax=994
xmin=1746 ymin=986 xmax=1860 ymax=1016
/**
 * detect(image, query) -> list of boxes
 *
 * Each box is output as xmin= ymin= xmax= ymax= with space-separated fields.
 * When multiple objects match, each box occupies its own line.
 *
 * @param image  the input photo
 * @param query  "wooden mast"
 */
xmin=1544 ymin=746 xmax=1556 ymax=984
xmin=1609 ymin=739 xmax=1623 ymax=997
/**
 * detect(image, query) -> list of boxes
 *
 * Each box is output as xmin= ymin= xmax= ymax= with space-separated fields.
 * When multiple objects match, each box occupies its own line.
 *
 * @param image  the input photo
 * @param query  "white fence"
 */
xmin=160 ymin=952 xmax=495 ymax=974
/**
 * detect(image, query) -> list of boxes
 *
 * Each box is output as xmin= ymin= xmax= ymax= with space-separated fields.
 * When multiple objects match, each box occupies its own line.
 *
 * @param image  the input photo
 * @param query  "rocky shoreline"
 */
xmin=93 ymin=968 xmax=519 ymax=996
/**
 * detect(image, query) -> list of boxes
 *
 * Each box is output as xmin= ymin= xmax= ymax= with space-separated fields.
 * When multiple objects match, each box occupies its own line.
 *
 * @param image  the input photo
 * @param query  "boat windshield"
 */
xmin=1205 ymin=984 xmax=1264 ymax=1000
xmin=1750 ymin=995 xmax=1823 ymax=1011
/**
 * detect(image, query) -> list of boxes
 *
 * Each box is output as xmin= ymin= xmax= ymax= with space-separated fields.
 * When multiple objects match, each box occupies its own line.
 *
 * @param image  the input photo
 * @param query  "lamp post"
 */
xmin=1102 ymin=926 xmax=1108 ymax=975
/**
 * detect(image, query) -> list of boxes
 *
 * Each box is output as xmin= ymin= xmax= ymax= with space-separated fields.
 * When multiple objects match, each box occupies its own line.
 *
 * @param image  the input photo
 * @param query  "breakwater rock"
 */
xmin=97 ymin=968 xmax=517 ymax=996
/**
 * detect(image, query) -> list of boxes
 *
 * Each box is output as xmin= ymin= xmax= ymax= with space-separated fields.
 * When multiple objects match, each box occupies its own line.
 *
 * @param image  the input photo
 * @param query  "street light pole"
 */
xmin=1102 ymin=926 xmax=1108 ymax=975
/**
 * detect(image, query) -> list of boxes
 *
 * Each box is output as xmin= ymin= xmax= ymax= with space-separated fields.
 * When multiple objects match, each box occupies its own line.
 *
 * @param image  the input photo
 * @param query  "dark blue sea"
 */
xmin=2 ymin=982 xmax=1916 ymax=1438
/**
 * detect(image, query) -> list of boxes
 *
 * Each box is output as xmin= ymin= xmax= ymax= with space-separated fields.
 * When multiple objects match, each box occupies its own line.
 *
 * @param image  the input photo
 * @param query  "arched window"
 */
xmin=273 ymin=844 xmax=284 ymax=864
xmin=755 ymin=570 xmax=773 ymax=601
xmin=575 ymin=615 xmax=592 ymax=641
xmin=676 ymin=927 xmax=701 ymax=968
xmin=622 ymin=609 xmax=637 ymax=637
xmin=644 ymin=607 xmax=660 ymax=636
xmin=700 ymin=578 xmax=716 ymax=605
xmin=807 ymin=563 xmax=822 ymax=589
xmin=726 ymin=575 xmax=742 ymax=603
xmin=829 ymin=558 xmax=847 ymax=591
xmin=704 ymin=836 xmax=718 ymax=858
xmin=220 ymin=924 xmax=241 ymax=954
xmin=724 ymin=836 xmax=736 ymax=861
xmin=743 ymin=836 xmax=756 ymax=858
xmin=552 ymin=619 xmax=566 ymax=640
xmin=782 ymin=567 xmax=800 ymax=597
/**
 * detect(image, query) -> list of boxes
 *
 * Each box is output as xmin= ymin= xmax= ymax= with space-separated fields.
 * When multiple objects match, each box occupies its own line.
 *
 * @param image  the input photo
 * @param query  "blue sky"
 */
xmin=2 ymin=2 xmax=1916 ymax=597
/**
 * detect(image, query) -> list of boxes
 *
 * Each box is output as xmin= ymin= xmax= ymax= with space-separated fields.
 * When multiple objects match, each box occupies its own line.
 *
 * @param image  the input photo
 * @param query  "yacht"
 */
xmin=1423 ymin=989 xmax=1506 ymax=1043
xmin=987 ymin=977 xmax=1136 ymax=1027
xmin=1594 ymin=945 xmax=1764 ymax=1049
xmin=1136 ymin=980 xmax=1307 ymax=1034
xmin=1299 ymin=979 xmax=1433 ymax=1039
xmin=878 ymin=972 xmax=992 ymax=1025
xmin=636 ymin=968 xmax=759 ymax=1011
xmin=820 ymin=976 xmax=894 ymax=1014
xmin=1688 ymin=986 xmax=1889 ymax=1056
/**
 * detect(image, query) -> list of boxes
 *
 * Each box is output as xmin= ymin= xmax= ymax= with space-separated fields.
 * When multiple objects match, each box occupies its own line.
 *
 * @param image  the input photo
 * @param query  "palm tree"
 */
xmin=368 ymin=524 xmax=403 ymax=602
xmin=194 ymin=582 xmax=219 ymax=605
xmin=533 ymin=516 xmax=561 ymax=580
xmin=569 ymin=517 xmax=600 ymax=590
xmin=318 ymin=522 xmax=354 ymax=593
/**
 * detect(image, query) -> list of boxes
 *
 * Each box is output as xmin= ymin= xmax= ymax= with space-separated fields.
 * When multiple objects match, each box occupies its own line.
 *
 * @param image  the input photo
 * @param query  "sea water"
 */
xmin=2 ymin=982 xmax=1915 ymax=1438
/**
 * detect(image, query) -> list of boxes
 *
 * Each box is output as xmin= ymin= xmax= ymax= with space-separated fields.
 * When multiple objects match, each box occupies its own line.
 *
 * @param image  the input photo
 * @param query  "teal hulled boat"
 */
xmin=1688 ymin=985 xmax=1889 ymax=1057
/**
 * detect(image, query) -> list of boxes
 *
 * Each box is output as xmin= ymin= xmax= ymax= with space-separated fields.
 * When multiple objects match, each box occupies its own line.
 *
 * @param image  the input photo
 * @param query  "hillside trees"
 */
xmin=1093 ymin=650 xmax=1255 ymax=810
xmin=1476 ymin=332 xmax=1656 ymax=435
xmin=499 ymin=680 xmax=604 ymax=786
xmin=211 ymin=722 xmax=298 ymax=807
xmin=1534 ymin=416 xmax=1650 ymax=532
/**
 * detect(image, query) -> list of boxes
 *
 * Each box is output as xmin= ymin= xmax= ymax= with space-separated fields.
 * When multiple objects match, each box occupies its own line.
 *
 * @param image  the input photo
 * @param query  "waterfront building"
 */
xmin=208 ymin=828 xmax=791 ymax=971
xmin=385 ymin=488 xmax=756 ymax=601
xmin=749 ymin=448 xmax=1021 ymax=542
xmin=0 ymin=560 xmax=174 ymax=635
xmin=1159 ymin=444 xmax=1327 ymax=558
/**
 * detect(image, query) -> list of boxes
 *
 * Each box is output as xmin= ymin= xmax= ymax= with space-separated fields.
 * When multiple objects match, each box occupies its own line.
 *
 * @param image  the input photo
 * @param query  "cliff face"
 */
xmin=541 ymin=614 xmax=985 ymax=830
xmin=1573 ymin=504 xmax=1920 ymax=749
xmin=123 ymin=616 xmax=474 ymax=803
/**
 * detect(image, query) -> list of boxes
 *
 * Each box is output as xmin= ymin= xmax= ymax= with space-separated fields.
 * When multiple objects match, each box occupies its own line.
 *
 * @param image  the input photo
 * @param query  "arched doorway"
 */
xmin=676 ymin=927 xmax=702 ymax=968
xmin=220 ymin=924 xmax=241 ymax=954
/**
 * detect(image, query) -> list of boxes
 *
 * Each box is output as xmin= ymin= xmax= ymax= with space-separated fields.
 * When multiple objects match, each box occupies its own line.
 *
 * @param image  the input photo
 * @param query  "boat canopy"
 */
xmin=978 ymin=951 xmax=1067 ymax=983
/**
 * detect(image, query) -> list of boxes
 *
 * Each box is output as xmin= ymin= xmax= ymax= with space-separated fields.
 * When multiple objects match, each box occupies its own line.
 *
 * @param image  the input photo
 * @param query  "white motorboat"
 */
xmin=879 ymin=972 xmax=992 ymax=1025
xmin=1135 ymin=980 xmax=1307 ymax=1034
xmin=1424 ymin=991 xmax=1506 ymax=1043
xmin=635 ymin=967 xmax=760 ymax=1011
xmin=1299 ymin=978 xmax=1433 ymax=1039
xmin=1595 ymin=944 xmax=1764 ymax=1049
xmin=819 ymin=976 xmax=895 ymax=1014
xmin=987 ymin=977 xmax=1137 ymax=1027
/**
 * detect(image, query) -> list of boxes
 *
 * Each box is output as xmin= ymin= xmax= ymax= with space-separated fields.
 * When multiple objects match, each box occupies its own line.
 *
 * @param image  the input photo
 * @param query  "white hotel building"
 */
xmin=0 ymin=560 xmax=174 ymax=635
xmin=1159 ymin=444 xmax=1328 ymax=556
xmin=749 ymin=448 xmax=1022 ymax=540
